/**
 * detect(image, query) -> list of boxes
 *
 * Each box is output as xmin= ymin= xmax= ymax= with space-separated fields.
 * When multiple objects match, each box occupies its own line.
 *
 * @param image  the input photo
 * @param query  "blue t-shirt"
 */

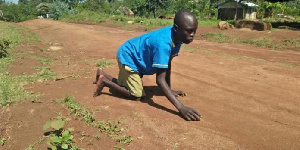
xmin=117 ymin=26 xmax=182 ymax=75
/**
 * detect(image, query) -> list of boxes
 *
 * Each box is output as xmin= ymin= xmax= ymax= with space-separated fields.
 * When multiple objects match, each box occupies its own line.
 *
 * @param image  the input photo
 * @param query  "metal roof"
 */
xmin=215 ymin=0 xmax=259 ymax=8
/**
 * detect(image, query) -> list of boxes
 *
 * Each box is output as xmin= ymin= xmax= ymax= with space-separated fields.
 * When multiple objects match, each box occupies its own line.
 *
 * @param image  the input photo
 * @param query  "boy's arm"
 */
xmin=156 ymin=68 xmax=201 ymax=121
xmin=166 ymin=56 xmax=186 ymax=97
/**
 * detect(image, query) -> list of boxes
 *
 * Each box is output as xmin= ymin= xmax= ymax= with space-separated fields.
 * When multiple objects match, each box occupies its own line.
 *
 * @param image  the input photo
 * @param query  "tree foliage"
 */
xmin=49 ymin=0 xmax=78 ymax=20
xmin=0 ymin=0 xmax=299 ymax=22
xmin=0 ymin=1 xmax=37 ymax=22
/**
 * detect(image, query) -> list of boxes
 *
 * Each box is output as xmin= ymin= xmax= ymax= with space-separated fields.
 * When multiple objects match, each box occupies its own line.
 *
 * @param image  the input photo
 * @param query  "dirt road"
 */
xmin=2 ymin=19 xmax=300 ymax=149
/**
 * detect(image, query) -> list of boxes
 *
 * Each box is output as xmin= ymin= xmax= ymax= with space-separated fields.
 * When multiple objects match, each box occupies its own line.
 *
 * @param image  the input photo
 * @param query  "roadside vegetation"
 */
xmin=1 ymin=0 xmax=299 ymax=23
xmin=201 ymin=32 xmax=300 ymax=50
xmin=0 ymin=21 xmax=132 ymax=149
xmin=1 ymin=0 xmax=298 ymax=51
xmin=60 ymin=95 xmax=132 ymax=149
xmin=0 ymin=21 xmax=56 ymax=107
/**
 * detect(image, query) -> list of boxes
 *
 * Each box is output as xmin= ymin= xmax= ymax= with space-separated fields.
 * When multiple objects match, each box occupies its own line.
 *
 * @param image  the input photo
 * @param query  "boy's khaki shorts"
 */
xmin=117 ymin=61 xmax=146 ymax=98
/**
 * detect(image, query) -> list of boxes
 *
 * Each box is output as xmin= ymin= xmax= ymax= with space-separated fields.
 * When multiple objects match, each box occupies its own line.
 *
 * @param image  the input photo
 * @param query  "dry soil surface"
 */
xmin=1 ymin=19 xmax=300 ymax=149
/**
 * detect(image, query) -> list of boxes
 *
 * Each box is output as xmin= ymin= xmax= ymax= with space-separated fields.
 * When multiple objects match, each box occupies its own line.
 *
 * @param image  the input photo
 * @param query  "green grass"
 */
xmin=201 ymin=32 xmax=231 ymax=43
xmin=30 ymin=56 xmax=52 ymax=64
xmin=60 ymin=95 xmax=132 ymax=147
xmin=60 ymin=95 xmax=123 ymax=136
xmin=31 ymin=66 xmax=57 ymax=81
xmin=0 ymin=21 xmax=39 ymax=46
xmin=96 ymin=59 xmax=112 ymax=68
xmin=197 ymin=19 xmax=219 ymax=26
xmin=201 ymin=32 xmax=299 ymax=50
xmin=62 ymin=11 xmax=220 ymax=32
xmin=0 ymin=66 xmax=56 ymax=107
xmin=0 ymin=21 xmax=54 ymax=107
xmin=62 ymin=11 xmax=107 ymax=23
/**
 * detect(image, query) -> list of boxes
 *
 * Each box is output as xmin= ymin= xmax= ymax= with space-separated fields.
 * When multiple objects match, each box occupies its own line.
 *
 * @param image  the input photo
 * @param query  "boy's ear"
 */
xmin=173 ymin=24 xmax=178 ymax=32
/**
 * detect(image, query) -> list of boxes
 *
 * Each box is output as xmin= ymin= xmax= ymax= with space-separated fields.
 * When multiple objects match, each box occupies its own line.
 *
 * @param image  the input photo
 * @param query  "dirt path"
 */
xmin=3 ymin=19 xmax=299 ymax=149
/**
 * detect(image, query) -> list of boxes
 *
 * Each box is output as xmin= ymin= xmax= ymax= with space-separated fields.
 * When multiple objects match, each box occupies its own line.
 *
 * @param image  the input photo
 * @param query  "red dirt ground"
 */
xmin=1 ymin=19 xmax=300 ymax=149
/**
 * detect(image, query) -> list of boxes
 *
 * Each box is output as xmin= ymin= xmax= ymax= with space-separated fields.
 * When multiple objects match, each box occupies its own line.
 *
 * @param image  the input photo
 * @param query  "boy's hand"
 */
xmin=179 ymin=106 xmax=201 ymax=121
xmin=172 ymin=90 xmax=186 ymax=97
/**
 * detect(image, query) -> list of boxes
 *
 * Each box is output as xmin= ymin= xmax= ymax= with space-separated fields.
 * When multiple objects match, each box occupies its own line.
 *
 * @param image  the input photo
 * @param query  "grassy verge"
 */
xmin=201 ymin=32 xmax=300 ymax=50
xmin=0 ymin=21 xmax=56 ymax=107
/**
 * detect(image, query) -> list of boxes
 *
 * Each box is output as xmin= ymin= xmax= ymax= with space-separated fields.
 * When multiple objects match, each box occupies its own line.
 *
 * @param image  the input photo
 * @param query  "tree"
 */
xmin=36 ymin=2 xmax=50 ymax=16
xmin=124 ymin=0 xmax=147 ymax=16
xmin=49 ymin=1 xmax=70 ymax=19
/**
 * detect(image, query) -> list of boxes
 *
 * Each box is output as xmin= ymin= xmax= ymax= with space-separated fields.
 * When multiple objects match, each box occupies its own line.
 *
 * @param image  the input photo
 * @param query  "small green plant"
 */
xmin=0 ymin=138 xmax=6 ymax=146
xmin=201 ymin=32 xmax=297 ymax=50
xmin=60 ymin=95 xmax=132 ymax=146
xmin=201 ymin=32 xmax=231 ymax=43
xmin=94 ymin=134 xmax=101 ymax=140
xmin=61 ymin=95 xmax=95 ymax=125
xmin=25 ymin=145 xmax=35 ymax=150
xmin=30 ymin=56 xmax=52 ymax=64
xmin=114 ymin=145 xmax=125 ymax=150
xmin=118 ymin=135 xmax=133 ymax=144
xmin=92 ymin=120 xmax=122 ymax=136
xmin=96 ymin=59 xmax=112 ymax=68
xmin=0 ymin=39 xmax=11 ymax=58
xmin=31 ymin=94 xmax=41 ymax=103
xmin=43 ymin=116 xmax=77 ymax=150
xmin=31 ymin=66 xmax=57 ymax=82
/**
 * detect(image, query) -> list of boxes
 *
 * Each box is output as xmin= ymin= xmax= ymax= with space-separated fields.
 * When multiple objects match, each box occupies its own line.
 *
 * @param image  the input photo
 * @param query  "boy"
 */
xmin=94 ymin=10 xmax=201 ymax=121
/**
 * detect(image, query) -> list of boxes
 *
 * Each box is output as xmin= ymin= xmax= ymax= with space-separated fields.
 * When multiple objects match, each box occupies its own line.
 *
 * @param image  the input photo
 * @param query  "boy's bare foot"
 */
xmin=93 ymin=75 xmax=106 ymax=97
xmin=93 ymin=68 xmax=103 ymax=84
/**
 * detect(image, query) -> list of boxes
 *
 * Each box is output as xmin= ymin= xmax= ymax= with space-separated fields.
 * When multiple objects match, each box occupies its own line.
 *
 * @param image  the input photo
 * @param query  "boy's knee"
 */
xmin=130 ymin=91 xmax=143 ymax=98
xmin=129 ymin=89 xmax=146 ymax=99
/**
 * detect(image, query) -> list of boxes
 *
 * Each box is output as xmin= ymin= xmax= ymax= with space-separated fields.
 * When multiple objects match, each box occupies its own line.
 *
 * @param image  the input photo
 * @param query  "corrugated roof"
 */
xmin=215 ymin=0 xmax=259 ymax=8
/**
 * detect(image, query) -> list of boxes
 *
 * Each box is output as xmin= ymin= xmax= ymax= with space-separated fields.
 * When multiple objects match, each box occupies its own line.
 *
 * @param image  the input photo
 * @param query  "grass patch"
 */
xmin=31 ymin=66 xmax=57 ymax=82
xmin=60 ymin=95 xmax=132 ymax=148
xmin=0 ymin=21 xmax=55 ymax=107
xmin=0 ymin=39 xmax=11 ymax=58
xmin=62 ymin=11 xmax=220 ymax=33
xmin=96 ymin=59 xmax=112 ymax=68
xmin=61 ymin=95 xmax=123 ymax=136
xmin=281 ymin=39 xmax=300 ymax=51
xmin=0 ymin=21 xmax=39 ymax=47
xmin=201 ymin=32 xmax=231 ymax=43
xmin=30 ymin=56 xmax=52 ymax=64
xmin=197 ymin=19 xmax=219 ymax=26
xmin=0 ymin=66 xmax=56 ymax=107
xmin=63 ymin=11 xmax=107 ymax=24
xmin=201 ymin=32 xmax=299 ymax=50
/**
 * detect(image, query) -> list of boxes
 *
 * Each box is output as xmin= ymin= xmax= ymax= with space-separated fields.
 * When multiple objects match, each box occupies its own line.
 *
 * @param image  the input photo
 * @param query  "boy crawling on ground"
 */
xmin=93 ymin=10 xmax=201 ymax=121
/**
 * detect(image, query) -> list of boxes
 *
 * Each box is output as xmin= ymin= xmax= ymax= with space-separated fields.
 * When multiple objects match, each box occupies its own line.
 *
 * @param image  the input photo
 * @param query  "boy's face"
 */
xmin=175 ymin=15 xmax=198 ymax=44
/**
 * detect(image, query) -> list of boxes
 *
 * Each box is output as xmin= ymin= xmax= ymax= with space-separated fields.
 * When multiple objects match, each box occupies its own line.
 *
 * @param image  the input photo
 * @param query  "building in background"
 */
xmin=215 ymin=0 xmax=259 ymax=20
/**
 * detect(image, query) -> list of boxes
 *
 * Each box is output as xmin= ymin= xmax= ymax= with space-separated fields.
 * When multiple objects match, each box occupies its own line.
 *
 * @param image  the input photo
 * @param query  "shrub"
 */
xmin=49 ymin=1 xmax=78 ymax=20
xmin=0 ymin=39 xmax=11 ymax=58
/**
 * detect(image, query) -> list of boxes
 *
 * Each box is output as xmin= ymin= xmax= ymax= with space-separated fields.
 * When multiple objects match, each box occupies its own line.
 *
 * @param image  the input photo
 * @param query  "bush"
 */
xmin=0 ymin=2 xmax=37 ymax=22
xmin=0 ymin=39 xmax=11 ymax=58
xmin=49 ymin=1 xmax=78 ymax=20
